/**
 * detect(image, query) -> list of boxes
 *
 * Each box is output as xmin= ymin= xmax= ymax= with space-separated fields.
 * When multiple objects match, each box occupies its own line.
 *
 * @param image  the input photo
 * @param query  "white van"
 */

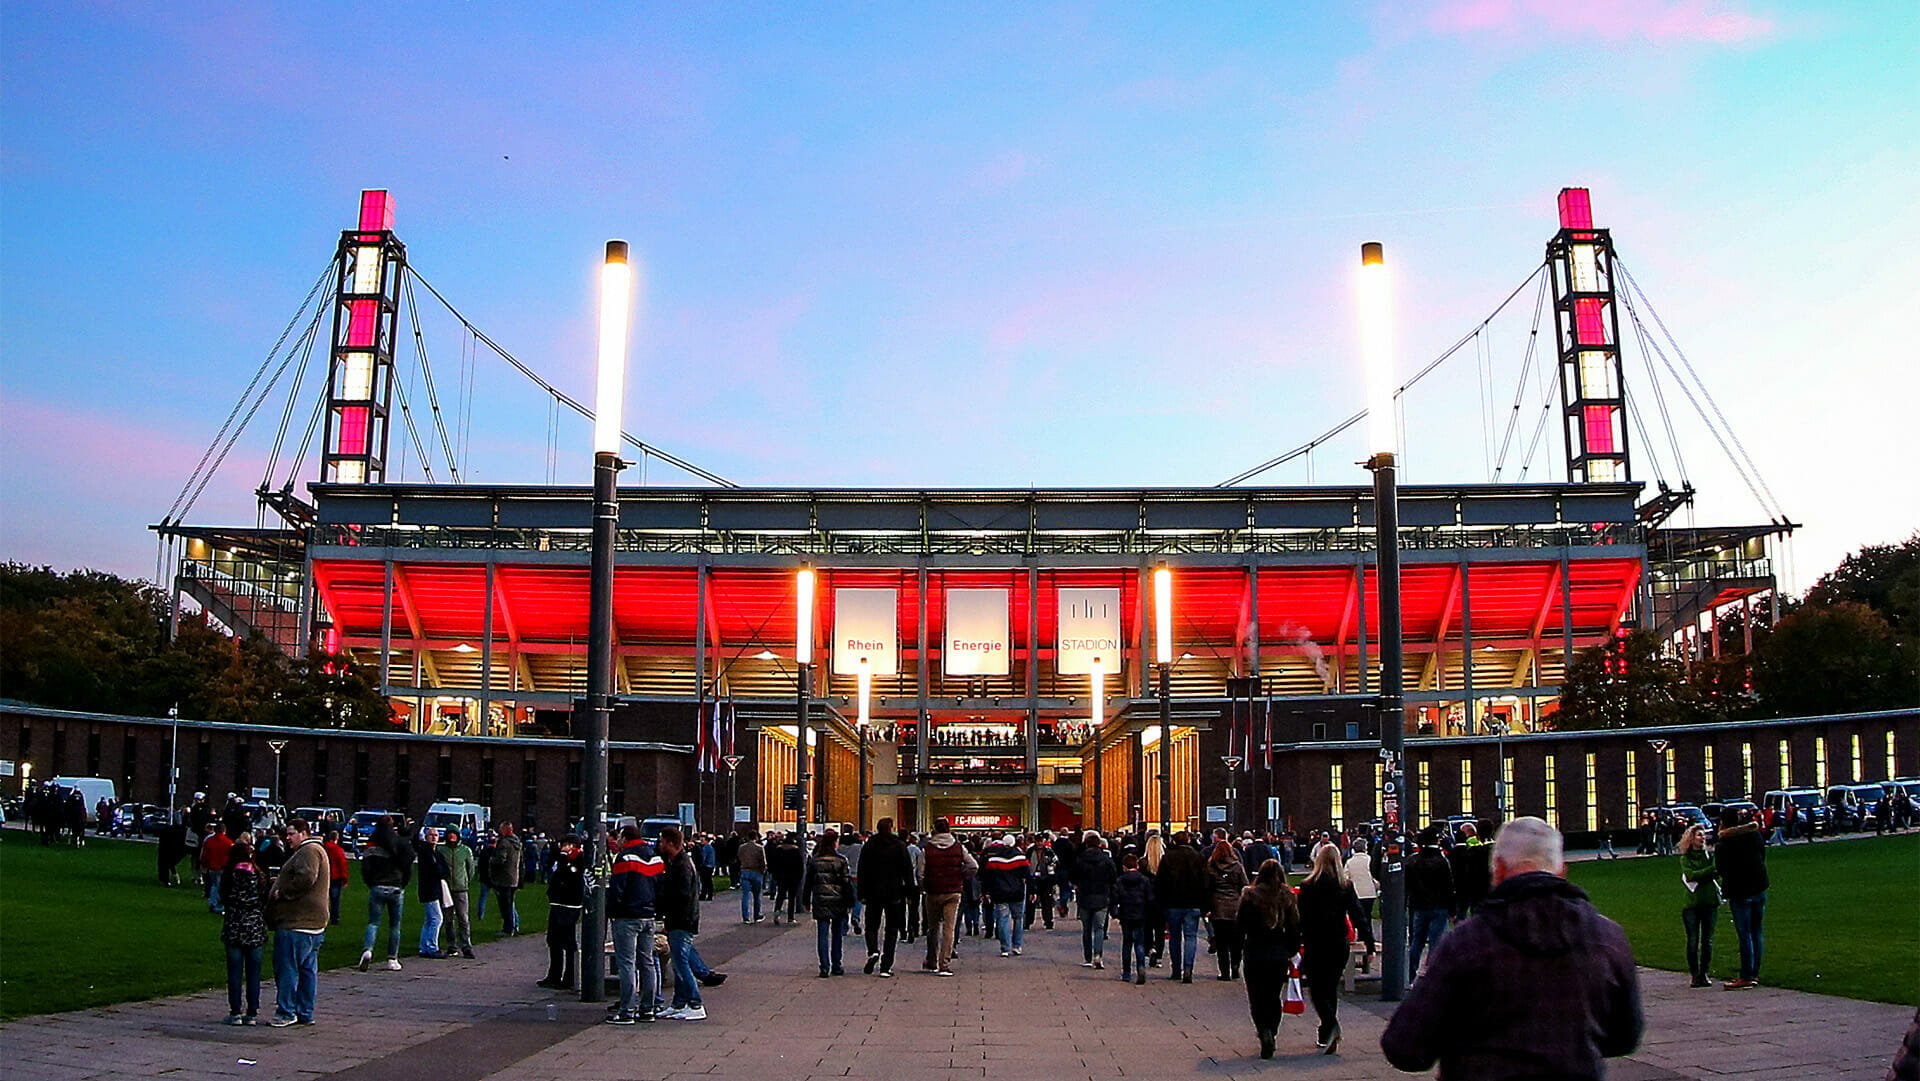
xmin=51 ymin=777 xmax=118 ymax=823
xmin=423 ymin=798 xmax=491 ymax=840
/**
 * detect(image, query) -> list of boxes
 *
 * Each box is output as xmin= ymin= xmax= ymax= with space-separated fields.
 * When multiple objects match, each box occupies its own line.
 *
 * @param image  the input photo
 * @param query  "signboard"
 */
xmin=943 ymin=588 xmax=1009 ymax=676
xmin=250 ymin=787 xmax=271 ymax=800
xmin=733 ymin=805 xmax=753 ymax=823
xmin=1056 ymin=587 xmax=1122 ymax=675
xmin=1205 ymin=804 xmax=1228 ymax=823
xmin=782 ymin=784 xmax=803 ymax=811
xmin=1266 ymin=796 xmax=1280 ymax=819
xmin=1221 ymin=754 xmax=1244 ymax=771
xmin=946 ymin=812 xmax=1019 ymax=830
xmin=721 ymin=754 xmax=744 ymax=772
xmin=677 ymin=802 xmax=697 ymax=826
xmin=1649 ymin=739 xmax=1670 ymax=754
xmin=0 ymin=760 xmax=13 ymax=777
xmin=833 ymin=588 xmax=899 ymax=676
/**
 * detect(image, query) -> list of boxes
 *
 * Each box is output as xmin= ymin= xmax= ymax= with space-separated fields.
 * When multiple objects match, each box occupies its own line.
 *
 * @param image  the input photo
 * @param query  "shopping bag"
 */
xmin=1283 ymin=953 xmax=1306 ymax=1015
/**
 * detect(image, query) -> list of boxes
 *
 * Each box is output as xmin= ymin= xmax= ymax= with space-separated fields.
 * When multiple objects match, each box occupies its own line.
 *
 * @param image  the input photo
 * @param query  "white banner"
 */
xmin=944 ymin=588 xmax=1009 ymax=676
xmin=1056 ymin=586 xmax=1122 ymax=675
xmin=833 ymin=587 xmax=899 ymax=675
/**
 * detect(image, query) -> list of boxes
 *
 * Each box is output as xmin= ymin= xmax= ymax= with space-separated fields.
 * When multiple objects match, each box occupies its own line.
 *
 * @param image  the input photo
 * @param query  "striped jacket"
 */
xmin=607 ymin=839 xmax=664 ymax=919
xmin=980 ymin=844 xmax=1031 ymax=903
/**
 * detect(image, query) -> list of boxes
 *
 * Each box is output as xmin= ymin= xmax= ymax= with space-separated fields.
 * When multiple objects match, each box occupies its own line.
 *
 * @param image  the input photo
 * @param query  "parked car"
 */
xmin=639 ymin=815 xmax=684 ymax=842
xmin=112 ymin=802 xmax=169 ymax=833
xmin=1824 ymin=784 xmax=1882 ymax=831
xmin=1761 ymin=788 xmax=1831 ymax=835
xmin=294 ymin=805 xmax=347 ymax=832
xmin=349 ymin=809 xmax=394 ymax=849
xmin=1660 ymin=803 xmax=1711 ymax=836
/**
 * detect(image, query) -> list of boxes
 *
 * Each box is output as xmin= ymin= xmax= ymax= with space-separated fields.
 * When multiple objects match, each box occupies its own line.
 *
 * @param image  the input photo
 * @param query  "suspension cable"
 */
xmin=1619 ymin=281 xmax=1691 ymax=487
xmin=408 ymin=264 xmax=737 ymax=487
xmin=261 ymin=295 xmax=329 ymax=488
xmin=389 ymin=373 xmax=440 ymax=484
xmin=1490 ymin=272 xmax=1552 ymax=480
xmin=402 ymin=276 xmax=464 ymax=483
xmin=1217 ymin=261 xmax=1547 ymax=487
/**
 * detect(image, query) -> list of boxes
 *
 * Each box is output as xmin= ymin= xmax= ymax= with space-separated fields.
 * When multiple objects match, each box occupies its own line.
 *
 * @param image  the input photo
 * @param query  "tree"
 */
xmin=1552 ymin=630 xmax=1700 ymax=730
xmin=275 ymin=651 xmax=393 ymax=729
xmin=1751 ymin=602 xmax=1918 ymax=717
xmin=1805 ymin=533 xmax=1920 ymax=636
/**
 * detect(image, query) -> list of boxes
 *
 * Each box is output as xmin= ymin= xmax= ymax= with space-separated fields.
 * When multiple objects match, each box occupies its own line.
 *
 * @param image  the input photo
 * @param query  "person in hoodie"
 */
xmin=980 ymin=834 xmax=1032 ymax=958
xmin=1112 ymin=852 xmax=1156 ymax=985
xmin=1714 ymin=807 xmax=1769 ymax=989
xmin=1072 ymin=831 xmax=1120 ymax=969
xmin=1380 ymin=817 xmax=1643 ymax=1081
xmin=356 ymin=816 xmax=414 ymax=972
xmin=920 ymin=818 xmax=977 ymax=976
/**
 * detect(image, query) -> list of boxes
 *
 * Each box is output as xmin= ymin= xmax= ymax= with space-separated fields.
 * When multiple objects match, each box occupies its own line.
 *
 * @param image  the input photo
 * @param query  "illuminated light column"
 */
xmin=321 ymin=190 xmax=405 ymax=485
xmin=856 ymin=657 xmax=872 ymax=829
xmin=1360 ymin=240 xmax=1411 ymax=1002
xmin=1154 ymin=563 xmax=1174 ymax=834
xmin=1546 ymin=187 xmax=1630 ymax=484
xmin=795 ymin=566 xmax=816 ymax=837
xmin=580 ymin=239 xmax=632 ymax=1005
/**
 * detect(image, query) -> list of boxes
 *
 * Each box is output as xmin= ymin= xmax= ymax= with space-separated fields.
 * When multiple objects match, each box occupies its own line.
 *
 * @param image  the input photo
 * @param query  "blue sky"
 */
xmin=3 ymin=2 xmax=1915 ymax=589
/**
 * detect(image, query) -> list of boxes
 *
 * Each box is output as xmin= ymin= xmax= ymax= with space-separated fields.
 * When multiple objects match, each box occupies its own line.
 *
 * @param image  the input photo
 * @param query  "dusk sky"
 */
xmin=3 ymin=3 xmax=1914 ymax=591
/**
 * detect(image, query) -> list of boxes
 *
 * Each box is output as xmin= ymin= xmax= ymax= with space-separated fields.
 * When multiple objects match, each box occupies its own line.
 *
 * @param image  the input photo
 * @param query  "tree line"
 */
xmin=0 ymin=563 xmax=390 ymax=728
xmin=1555 ymin=533 xmax=1920 ymax=729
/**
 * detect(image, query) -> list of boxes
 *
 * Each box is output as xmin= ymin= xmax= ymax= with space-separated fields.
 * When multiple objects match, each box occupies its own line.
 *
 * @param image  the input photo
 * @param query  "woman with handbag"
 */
xmin=1297 ymin=843 xmax=1367 ymax=1054
xmin=1236 ymin=860 xmax=1302 ymax=1059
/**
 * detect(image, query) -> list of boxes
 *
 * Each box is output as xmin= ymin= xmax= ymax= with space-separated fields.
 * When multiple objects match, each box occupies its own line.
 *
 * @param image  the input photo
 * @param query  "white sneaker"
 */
xmin=656 ymin=1006 xmax=687 ymax=1020
xmin=674 ymin=1004 xmax=706 ymax=1021
xmin=357 ymin=950 xmax=372 ymax=972
xmin=385 ymin=958 xmax=402 ymax=971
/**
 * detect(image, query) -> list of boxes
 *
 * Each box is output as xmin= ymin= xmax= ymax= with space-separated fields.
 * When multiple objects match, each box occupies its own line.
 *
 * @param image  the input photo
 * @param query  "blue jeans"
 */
xmin=272 ymin=929 xmax=324 ymax=1021
xmin=1122 ymin=923 xmax=1149 ymax=975
xmin=419 ymin=897 xmax=444 ymax=955
xmin=225 ymin=944 xmax=261 ymax=1017
xmin=739 ymin=870 xmax=765 ymax=921
xmin=1081 ymin=906 xmax=1109 ymax=961
xmin=1165 ymin=907 xmax=1202 ymax=976
xmin=816 ymin=912 xmax=848 ymax=973
xmin=1729 ymin=892 xmax=1766 ymax=980
xmin=611 ymin=917 xmax=658 ymax=1018
xmin=206 ymin=868 xmax=224 ymax=913
xmin=476 ymin=881 xmax=491 ymax=920
xmin=1410 ymin=907 xmax=1450 ymax=975
xmin=667 ymin=929 xmax=703 ymax=1007
xmin=994 ymin=900 xmax=1026 ymax=952
xmin=362 ymin=885 xmax=404 ymax=958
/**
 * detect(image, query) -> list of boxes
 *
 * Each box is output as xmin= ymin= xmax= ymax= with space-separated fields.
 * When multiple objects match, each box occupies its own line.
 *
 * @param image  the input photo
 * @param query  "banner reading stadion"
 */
xmin=206 ymin=475 xmax=1789 ymax=836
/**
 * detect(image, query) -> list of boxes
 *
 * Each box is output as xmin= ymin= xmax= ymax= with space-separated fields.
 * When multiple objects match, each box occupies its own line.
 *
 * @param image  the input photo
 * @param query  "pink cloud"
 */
xmin=1424 ymin=0 xmax=1776 ymax=44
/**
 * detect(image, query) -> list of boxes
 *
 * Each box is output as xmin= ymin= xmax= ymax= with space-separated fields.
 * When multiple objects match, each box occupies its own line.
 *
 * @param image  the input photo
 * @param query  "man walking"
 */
xmin=266 ymin=819 xmax=330 ymax=1027
xmin=1381 ymin=817 xmax=1643 ymax=1080
xmin=1073 ymin=832 xmax=1119 ymax=969
xmin=920 ymin=818 xmax=976 ymax=976
xmin=656 ymin=827 xmax=715 ymax=1020
xmin=356 ymin=816 xmax=413 ymax=972
xmin=606 ymin=824 xmax=664 ymax=1025
xmin=1405 ymin=829 xmax=1455 ymax=979
xmin=1715 ymin=807 xmax=1769 ymax=989
xmin=440 ymin=828 xmax=478 ymax=959
xmin=1155 ymin=831 xmax=1210 ymax=982
xmin=490 ymin=822 xmax=524 ymax=936
xmin=736 ymin=830 xmax=767 ymax=923
xmin=981 ymin=833 xmax=1032 ymax=958
xmin=857 ymin=817 xmax=915 ymax=977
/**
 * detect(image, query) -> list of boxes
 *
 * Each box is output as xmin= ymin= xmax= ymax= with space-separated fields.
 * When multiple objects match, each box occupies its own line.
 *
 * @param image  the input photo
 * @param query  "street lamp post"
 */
xmin=580 ymin=239 xmax=633 ymax=1004
xmin=1360 ymin=240 xmax=1412 ymax=1002
xmin=1154 ymin=563 xmax=1174 ymax=835
xmin=167 ymin=703 xmax=180 ymax=821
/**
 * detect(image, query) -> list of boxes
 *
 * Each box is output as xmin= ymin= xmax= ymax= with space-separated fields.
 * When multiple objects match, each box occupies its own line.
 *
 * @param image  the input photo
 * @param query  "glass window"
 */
xmin=1328 ymin=764 xmax=1344 ymax=829
xmin=1418 ymin=760 xmax=1431 ymax=823
xmin=1544 ymin=753 xmax=1558 ymax=827
xmin=1459 ymin=759 xmax=1473 ymax=816
xmin=1585 ymin=752 xmax=1598 ymax=832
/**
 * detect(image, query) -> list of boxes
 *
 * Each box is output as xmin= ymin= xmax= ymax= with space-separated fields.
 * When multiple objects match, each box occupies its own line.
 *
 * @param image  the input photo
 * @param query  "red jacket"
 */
xmin=323 ymin=840 xmax=351 ymax=883
xmin=201 ymin=832 xmax=233 ymax=872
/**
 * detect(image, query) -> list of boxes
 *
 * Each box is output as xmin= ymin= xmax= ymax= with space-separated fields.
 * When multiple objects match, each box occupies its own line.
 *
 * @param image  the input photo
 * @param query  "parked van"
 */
xmin=50 ymin=777 xmax=118 ymax=823
xmin=639 ymin=815 xmax=684 ymax=841
xmin=423 ymin=799 xmax=490 ymax=841
xmin=1761 ymin=788 xmax=1830 ymax=834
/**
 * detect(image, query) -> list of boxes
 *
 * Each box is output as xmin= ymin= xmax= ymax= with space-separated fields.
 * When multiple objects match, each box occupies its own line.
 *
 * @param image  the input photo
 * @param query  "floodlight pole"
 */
xmin=581 ymin=239 xmax=632 ymax=1004
xmin=1155 ymin=564 xmax=1173 ymax=836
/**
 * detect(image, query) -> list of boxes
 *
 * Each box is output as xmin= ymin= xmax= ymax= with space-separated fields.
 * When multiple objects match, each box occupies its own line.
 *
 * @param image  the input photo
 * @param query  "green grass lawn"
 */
xmin=0 ymin=833 xmax=545 ymax=1021
xmin=1567 ymin=833 xmax=1919 ymax=1006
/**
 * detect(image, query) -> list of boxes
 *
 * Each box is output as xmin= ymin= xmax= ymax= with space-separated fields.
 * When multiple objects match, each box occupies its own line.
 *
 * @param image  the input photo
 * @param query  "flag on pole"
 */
xmin=723 ymin=697 xmax=736 ymax=759
xmin=695 ymin=699 xmax=712 ymax=773
xmin=1262 ymin=698 xmax=1273 ymax=770
xmin=709 ymin=698 xmax=726 ymax=773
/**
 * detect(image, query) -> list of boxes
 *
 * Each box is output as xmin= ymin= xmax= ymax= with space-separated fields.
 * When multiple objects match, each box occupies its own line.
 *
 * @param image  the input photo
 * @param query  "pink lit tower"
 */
xmin=320 ymin=191 xmax=405 ymax=485
xmin=1547 ymin=188 xmax=1630 ymax=484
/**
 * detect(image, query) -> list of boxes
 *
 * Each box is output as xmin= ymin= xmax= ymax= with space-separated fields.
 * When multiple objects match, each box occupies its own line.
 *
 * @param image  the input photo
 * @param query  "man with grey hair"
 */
xmin=1381 ymin=817 xmax=1642 ymax=1080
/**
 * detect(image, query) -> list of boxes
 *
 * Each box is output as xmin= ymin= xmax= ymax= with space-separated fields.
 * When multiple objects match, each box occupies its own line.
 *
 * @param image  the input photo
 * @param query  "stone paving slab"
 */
xmin=2 ymin=894 xmax=1913 ymax=1081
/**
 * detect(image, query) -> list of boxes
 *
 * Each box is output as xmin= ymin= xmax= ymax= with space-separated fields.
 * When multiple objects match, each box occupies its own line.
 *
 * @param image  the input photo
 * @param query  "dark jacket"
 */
xmin=1296 ymin=873 xmax=1364 ymax=970
xmin=856 ymin=830 xmax=914 ymax=904
xmin=1112 ymin=868 xmax=1155 ymax=924
xmin=413 ymin=836 xmax=448 ymax=904
xmin=767 ymin=838 xmax=804 ymax=884
xmin=1073 ymin=847 xmax=1120 ymax=911
xmin=360 ymin=826 xmax=414 ymax=889
xmin=1406 ymin=846 xmax=1455 ymax=911
xmin=1380 ymin=871 xmax=1643 ymax=1081
xmin=1207 ymin=857 xmax=1250 ymax=919
xmin=490 ymin=834 xmax=524 ymax=889
xmin=546 ymin=848 xmax=585 ymax=908
xmin=1154 ymin=842 xmax=1210 ymax=909
xmin=1714 ymin=822 xmax=1769 ymax=901
xmin=920 ymin=833 xmax=975 ymax=895
xmin=1236 ymin=885 xmax=1302 ymax=964
xmin=805 ymin=851 xmax=854 ymax=917
xmin=219 ymin=859 xmax=270 ymax=950
xmin=606 ymin=838 xmax=663 ymax=919
xmin=1447 ymin=840 xmax=1491 ymax=915
xmin=1242 ymin=839 xmax=1276 ymax=871
xmin=660 ymin=847 xmax=701 ymax=933
xmin=980 ymin=844 xmax=1032 ymax=904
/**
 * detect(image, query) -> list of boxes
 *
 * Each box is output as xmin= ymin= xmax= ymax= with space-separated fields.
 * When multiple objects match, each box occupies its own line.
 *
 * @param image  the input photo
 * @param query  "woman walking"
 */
xmin=218 ymin=840 xmax=269 ymax=1025
xmin=1678 ymin=824 xmax=1721 ymax=987
xmin=805 ymin=830 xmax=854 ymax=977
xmin=1236 ymin=861 xmax=1302 ymax=1060
xmin=1205 ymin=839 xmax=1250 ymax=980
xmin=1296 ymin=843 xmax=1366 ymax=1054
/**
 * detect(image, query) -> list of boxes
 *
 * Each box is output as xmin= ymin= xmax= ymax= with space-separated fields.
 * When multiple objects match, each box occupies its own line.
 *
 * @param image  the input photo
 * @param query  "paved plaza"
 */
xmin=1 ymin=892 xmax=1911 ymax=1081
